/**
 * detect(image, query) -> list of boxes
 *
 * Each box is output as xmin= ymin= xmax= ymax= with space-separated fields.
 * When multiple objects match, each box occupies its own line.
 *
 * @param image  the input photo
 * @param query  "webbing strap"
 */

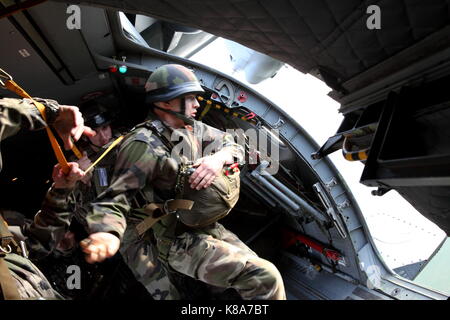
xmin=3 ymin=79 xmax=73 ymax=173
xmin=136 ymin=199 xmax=194 ymax=236
xmin=136 ymin=119 xmax=176 ymax=152
xmin=0 ymin=257 xmax=21 ymax=300
xmin=152 ymin=104 xmax=194 ymax=126
xmin=84 ymin=135 xmax=124 ymax=174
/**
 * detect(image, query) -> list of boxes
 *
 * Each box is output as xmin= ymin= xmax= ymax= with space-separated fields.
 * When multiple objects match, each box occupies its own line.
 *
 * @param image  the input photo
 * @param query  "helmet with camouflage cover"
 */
xmin=144 ymin=64 xmax=204 ymax=103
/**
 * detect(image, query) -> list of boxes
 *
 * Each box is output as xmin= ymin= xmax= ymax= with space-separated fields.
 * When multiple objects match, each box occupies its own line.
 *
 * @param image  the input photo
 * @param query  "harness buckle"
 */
xmin=163 ymin=199 xmax=178 ymax=215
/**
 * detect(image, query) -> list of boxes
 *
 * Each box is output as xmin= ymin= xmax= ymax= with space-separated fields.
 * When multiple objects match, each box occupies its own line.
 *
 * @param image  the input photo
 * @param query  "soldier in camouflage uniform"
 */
xmin=18 ymin=102 xmax=120 ymax=299
xmin=0 ymin=97 xmax=92 ymax=299
xmin=63 ymin=101 xmax=121 ymax=242
xmin=80 ymin=64 xmax=286 ymax=300
xmin=29 ymin=100 xmax=178 ymax=299
xmin=79 ymin=101 xmax=179 ymax=299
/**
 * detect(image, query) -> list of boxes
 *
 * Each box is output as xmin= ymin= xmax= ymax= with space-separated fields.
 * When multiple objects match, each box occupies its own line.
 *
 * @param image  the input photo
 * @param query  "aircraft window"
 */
xmin=122 ymin=28 xmax=144 ymax=46
xmin=118 ymin=12 xmax=217 ymax=58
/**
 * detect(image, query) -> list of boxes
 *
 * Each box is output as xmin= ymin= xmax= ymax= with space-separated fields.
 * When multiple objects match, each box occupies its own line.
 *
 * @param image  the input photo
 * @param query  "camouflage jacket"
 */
xmin=23 ymin=134 xmax=121 ymax=259
xmin=71 ymin=135 xmax=121 ymax=230
xmin=0 ymin=97 xmax=60 ymax=140
xmin=86 ymin=114 xmax=244 ymax=240
xmin=22 ymin=186 xmax=74 ymax=260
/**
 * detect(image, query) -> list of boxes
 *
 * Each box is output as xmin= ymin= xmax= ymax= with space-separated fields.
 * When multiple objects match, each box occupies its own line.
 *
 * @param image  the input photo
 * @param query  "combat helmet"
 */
xmin=145 ymin=64 xmax=204 ymax=125
xmin=81 ymin=100 xmax=114 ymax=129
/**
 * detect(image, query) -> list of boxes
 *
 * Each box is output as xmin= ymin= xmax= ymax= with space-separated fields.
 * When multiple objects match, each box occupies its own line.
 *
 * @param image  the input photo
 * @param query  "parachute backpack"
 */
xmin=175 ymin=161 xmax=240 ymax=228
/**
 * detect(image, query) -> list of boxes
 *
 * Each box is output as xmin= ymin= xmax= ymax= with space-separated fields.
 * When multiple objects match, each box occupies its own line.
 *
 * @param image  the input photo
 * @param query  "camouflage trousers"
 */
xmin=3 ymin=253 xmax=61 ymax=300
xmin=163 ymin=223 xmax=286 ymax=300
xmin=120 ymin=218 xmax=180 ymax=300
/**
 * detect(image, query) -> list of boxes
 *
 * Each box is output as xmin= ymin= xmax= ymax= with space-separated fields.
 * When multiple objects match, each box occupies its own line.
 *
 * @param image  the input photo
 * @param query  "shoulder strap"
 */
xmin=140 ymin=119 xmax=175 ymax=152
xmin=135 ymin=199 xmax=194 ymax=236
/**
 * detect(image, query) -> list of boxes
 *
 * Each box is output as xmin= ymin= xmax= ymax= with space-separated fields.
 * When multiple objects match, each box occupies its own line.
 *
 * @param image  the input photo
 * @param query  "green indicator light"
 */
xmin=119 ymin=65 xmax=127 ymax=73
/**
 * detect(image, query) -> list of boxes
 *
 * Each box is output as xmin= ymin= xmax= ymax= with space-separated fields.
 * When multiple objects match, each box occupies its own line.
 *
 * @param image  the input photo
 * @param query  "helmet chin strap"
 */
xmin=153 ymin=96 xmax=195 ymax=126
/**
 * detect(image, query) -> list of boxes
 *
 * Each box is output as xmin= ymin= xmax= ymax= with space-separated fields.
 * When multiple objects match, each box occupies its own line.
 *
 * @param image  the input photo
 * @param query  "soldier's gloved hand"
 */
xmin=52 ymin=162 xmax=85 ymax=189
xmin=80 ymin=232 xmax=120 ymax=264
xmin=52 ymin=105 xmax=96 ymax=150
xmin=189 ymin=154 xmax=225 ymax=190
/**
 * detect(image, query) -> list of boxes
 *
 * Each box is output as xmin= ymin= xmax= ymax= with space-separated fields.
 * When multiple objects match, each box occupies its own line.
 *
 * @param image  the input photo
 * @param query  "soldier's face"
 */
xmin=88 ymin=124 xmax=112 ymax=147
xmin=184 ymin=94 xmax=200 ymax=118
xmin=167 ymin=94 xmax=199 ymax=118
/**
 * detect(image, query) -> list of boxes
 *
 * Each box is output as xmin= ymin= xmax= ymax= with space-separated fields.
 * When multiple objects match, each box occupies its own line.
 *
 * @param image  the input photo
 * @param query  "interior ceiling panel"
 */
xmin=0 ymin=17 xmax=63 ymax=95
xmin=0 ymin=3 xmax=114 ymax=104
xmin=53 ymin=0 xmax=450 ymax=86
xmin=26 ymin=2 xmax=97 ymax=80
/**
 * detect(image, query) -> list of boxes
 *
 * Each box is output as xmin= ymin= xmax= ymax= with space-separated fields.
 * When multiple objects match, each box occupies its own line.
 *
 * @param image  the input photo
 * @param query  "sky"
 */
xmin=190 ymin=38 xmax=447 ymax=272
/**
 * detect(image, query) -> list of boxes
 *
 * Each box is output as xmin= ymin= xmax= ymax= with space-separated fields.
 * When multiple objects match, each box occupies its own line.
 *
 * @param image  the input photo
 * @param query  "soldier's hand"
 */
xmin=52 ymin=162 xmax=85 ymax=189
xmin=77 ymin=152 xmax=92 ymax=170
xmin=80 ymin=232 xmax=120 ymax=264
xmin=53 ymin=105 xmax=96 ymax=150
xmin=189 ymin=154 xmax=225 ymax=190
xmin=77 ymin=152 xmax=93 ymax=184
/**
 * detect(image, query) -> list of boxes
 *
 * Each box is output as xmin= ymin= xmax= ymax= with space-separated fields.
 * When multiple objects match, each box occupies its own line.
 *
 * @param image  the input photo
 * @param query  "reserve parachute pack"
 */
xmin=175 ymin=161 xmax=240 ymax=228
xmin=135 ymin=119 xmax=240 ymax=234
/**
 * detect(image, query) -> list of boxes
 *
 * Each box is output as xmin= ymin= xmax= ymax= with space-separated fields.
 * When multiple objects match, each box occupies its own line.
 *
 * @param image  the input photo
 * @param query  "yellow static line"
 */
xmin=84 ymin=135 xmax=124 ymax=174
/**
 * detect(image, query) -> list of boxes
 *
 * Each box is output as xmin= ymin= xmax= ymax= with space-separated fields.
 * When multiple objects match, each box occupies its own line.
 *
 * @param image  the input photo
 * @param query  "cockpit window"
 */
xmin=119 ymin=12 xmax=217 ymax=58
